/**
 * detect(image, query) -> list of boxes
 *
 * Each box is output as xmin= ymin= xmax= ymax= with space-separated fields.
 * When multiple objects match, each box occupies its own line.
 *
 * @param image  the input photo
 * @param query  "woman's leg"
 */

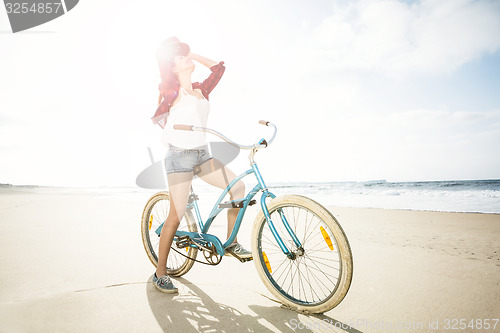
xmin=197 ymin=158 xmax=245 ymax=241
xmin=156 ymin=171 xmax=194 ymax=277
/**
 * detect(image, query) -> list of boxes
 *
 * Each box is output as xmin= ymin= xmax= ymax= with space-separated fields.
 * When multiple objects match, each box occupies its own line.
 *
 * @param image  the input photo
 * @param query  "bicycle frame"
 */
xmin=156 ymin=122 xmax=303 ymax=260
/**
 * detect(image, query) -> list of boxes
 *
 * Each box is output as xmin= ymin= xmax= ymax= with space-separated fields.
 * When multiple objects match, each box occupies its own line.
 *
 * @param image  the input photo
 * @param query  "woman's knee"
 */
xmin=165 ymin=211 xmax=182 ymax=228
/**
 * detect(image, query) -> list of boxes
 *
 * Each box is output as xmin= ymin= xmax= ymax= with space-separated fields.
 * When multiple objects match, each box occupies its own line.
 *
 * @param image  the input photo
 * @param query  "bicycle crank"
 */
xmin=203 ymin=244 xmax=222 ymax=265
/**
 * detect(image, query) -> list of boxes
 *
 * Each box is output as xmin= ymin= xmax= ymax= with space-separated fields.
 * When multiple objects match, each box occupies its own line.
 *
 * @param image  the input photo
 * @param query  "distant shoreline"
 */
xmin=1 ymin=178 xmax=500 ymax=188
xmin=1 ymin=182 xmax=499 ymax=214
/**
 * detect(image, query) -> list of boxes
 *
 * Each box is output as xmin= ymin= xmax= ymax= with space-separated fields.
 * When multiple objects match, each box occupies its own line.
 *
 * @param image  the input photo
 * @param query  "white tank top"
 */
xmin=161 ymin=88 xmax=210 ymax=149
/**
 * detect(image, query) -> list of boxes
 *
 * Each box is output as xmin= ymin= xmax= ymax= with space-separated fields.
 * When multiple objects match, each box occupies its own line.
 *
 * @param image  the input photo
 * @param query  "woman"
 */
xmin=151 ymin=37 xmax=251 ymax=293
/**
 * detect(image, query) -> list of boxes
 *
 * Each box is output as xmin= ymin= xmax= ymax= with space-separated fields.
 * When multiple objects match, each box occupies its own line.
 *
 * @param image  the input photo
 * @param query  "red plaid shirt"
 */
xmin=151 ymin=61 xmax=225 ymax=128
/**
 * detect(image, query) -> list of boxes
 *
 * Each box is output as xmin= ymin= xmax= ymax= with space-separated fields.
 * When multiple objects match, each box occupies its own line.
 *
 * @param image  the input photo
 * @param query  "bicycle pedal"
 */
xmin=175 ymin=235 xmax=191 ymax=248
xmin=236 ymin=256 xmax=253 ymax=263
xmin=218 ymin=199 xmax=256 ymax=209
xmin=226 ymin=250 xmax=253 ymax=263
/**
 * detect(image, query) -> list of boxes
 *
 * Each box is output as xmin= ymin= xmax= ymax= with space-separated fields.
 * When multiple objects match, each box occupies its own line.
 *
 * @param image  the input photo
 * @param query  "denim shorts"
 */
xmin=165 ymin=145 xmax=212 ymax=174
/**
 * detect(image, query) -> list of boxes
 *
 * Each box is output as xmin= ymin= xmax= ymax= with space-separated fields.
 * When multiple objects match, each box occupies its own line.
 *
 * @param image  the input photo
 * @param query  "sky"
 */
xmin=1 ymin=0 xmax=499 ymax=187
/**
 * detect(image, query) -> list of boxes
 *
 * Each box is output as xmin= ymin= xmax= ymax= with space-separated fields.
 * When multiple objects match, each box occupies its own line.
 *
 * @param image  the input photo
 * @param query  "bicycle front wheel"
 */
xmin=141 ymin=191 xmax=198 ymax=277
xmin=251 ymin=195 xmax=353 ymax=314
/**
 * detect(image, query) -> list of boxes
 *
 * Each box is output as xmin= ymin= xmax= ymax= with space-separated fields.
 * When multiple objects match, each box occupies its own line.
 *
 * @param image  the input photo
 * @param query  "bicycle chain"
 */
xmin=170 ymin=245 xmax=221 ymax=266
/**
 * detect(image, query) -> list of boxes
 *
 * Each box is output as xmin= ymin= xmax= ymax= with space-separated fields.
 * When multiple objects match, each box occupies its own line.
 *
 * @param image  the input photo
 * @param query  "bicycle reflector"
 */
xmin=149 ymin=215 xmax=153 ymax=230
xmin=320 ymin=226 xmax=334 ymax=251
xmin=262 ymin=251 xmax=272 ymax=273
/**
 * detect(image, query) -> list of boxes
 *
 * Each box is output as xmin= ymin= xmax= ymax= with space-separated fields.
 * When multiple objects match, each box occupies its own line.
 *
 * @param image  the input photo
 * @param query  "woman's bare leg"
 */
xmin=156 ymin=171 xmax=193 ymax=277
xmin=197 ymin=158 xmax=245 ymax=241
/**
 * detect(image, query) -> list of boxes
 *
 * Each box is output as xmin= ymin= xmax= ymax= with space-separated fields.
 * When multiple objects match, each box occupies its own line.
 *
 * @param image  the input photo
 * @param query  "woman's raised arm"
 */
xmin=189 ymin=52 xmax=218 ymax=68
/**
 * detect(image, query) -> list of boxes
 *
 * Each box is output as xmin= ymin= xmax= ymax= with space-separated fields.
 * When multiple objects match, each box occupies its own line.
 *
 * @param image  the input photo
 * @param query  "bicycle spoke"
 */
xmin=305 ymin=252 xmax=340 ymax=264
xmin=302 ymin=216 xmax=321 ymax=245
xmin=303 ymin=255 xmax=338 ymax=286
xmin=301 ymin=259 xmax=322 ymax=302
xmin=296 ymin=263 xmax=319 ymax=301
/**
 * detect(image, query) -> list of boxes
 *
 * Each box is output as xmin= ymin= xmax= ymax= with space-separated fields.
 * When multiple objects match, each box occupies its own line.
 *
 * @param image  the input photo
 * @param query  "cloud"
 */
xmin=262 ymin=106 xmax=499 ymax=182
xmin=308 ymin=0 xmax=500 ymax=76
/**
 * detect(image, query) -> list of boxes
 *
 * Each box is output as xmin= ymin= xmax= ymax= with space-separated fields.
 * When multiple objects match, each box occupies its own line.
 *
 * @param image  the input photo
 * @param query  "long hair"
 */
xmin=156 ymin=37 xmax=190 ymax=104
xmin=157 ymin=61 xmax=177 ymax=105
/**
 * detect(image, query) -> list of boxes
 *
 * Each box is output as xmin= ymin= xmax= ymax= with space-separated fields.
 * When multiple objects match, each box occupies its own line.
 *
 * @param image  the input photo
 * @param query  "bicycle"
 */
xmin=141 ymin=121 xmax=353 ymax=314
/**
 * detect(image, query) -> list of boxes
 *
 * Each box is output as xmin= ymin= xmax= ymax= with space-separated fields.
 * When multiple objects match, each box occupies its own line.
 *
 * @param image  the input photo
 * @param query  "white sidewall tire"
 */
xmin=251 ymin=195 xmax=353 ymax=314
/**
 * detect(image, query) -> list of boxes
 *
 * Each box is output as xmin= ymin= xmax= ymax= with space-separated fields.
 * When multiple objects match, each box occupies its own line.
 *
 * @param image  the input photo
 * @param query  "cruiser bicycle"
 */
xmin=141 ymin=121 xmax=353 ymax=314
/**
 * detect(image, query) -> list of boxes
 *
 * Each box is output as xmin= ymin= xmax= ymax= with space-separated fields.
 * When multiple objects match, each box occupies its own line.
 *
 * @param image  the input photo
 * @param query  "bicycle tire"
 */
xmin=251 ymin=195 xmax=353 ymax=314
xmin=141 ymin=191 xmax=198 ymax=277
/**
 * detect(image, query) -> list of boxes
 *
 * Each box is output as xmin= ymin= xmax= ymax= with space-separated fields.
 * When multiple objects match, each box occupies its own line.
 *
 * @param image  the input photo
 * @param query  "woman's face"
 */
xmin=173 ymin=55 xmax=195 ymax=74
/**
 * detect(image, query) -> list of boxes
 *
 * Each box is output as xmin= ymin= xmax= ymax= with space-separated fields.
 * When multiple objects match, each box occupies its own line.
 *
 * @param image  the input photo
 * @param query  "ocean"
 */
xmin=1 ymin=179 xmax=499 ymax=214
xmin=266 ymin=179 xmax=500 ymax=214
xmin=190 ymin=178 xmax=500 ymax=214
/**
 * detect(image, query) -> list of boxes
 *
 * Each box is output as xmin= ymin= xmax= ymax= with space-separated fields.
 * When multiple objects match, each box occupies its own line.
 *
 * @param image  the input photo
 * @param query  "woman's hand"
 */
xmin=188 ymin=52 xmax=218 ymax=68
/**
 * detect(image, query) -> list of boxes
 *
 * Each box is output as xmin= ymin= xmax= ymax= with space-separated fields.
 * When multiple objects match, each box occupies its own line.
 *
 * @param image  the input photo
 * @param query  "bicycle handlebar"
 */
xmin=173 ymin=120 xmax=277 ymax=150
xmin=173 ymin=124 xmax=193 ymax=131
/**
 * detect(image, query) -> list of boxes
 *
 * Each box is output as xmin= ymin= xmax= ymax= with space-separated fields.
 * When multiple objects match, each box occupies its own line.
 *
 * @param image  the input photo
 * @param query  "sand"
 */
xmin=1 ymin=188 xmax=499 ymax=332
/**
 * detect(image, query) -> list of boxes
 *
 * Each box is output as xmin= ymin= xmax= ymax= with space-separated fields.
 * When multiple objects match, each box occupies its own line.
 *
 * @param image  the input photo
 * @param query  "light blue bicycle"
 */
xmin=141 ymin=121 xmax=353 ymax=313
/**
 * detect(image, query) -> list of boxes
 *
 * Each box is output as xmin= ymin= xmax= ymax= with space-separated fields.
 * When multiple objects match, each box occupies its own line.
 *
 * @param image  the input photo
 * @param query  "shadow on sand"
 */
xmin=146 ymin=276 xmax=363 ymax=333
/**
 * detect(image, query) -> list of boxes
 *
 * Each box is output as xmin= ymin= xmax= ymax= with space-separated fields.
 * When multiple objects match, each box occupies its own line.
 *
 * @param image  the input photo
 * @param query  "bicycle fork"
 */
xmin=253 ymin=163 xmax=303 ymax=259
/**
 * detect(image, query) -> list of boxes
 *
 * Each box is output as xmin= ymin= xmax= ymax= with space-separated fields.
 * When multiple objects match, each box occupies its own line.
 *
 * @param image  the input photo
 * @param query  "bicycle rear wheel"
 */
xmin=141 ymin=191 xmax=198 ymax=277
xmin=251 ymin=195 xmax=353 ymax=314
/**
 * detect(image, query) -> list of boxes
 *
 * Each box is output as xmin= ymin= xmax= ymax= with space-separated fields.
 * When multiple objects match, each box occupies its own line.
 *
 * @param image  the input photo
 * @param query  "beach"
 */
xmin=1 ymin=187 xmax=499 ymax=332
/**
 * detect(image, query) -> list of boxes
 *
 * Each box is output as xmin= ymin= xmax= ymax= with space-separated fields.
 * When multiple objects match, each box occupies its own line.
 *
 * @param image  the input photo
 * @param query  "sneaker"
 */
xmin=225 ymin=242 xmax=252 ymax=259
xmin=152 ymin=273 xmax=178 ymax=293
